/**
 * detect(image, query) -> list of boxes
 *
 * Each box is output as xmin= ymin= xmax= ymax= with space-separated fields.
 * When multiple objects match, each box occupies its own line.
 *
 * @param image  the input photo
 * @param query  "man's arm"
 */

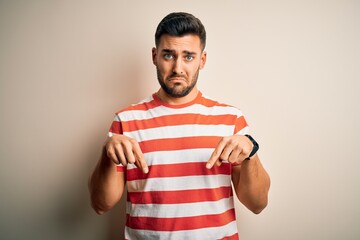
xmin=231 ymin=154 xmax=270 ymax=214
xmin=89 ymin=146 xmax=125 ymax=215
xmin=89 ymin=135 xmax=148 ymax=214
xmin=206 ymin=135 xmax=270 ymax=214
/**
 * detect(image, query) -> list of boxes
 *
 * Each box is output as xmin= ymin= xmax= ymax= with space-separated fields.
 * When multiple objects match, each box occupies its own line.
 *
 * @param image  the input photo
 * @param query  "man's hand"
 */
xmin=206 ymin=135 xmax=253 ymax=169
xmin=105 ymin=135 xmax=148 ymax=174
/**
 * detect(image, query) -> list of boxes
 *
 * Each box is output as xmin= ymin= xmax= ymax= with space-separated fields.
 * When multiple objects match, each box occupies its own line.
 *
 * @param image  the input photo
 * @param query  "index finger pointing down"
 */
xmin=133 ymin=141 xmax=148 ymax=174
xmin=206 ymin=139 xmax=227 ymax=169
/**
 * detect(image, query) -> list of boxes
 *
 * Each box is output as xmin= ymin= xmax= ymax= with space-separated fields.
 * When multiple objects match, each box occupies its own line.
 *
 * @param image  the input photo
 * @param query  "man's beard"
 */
xmin=156 ymin=67 xmax=199 ymax=98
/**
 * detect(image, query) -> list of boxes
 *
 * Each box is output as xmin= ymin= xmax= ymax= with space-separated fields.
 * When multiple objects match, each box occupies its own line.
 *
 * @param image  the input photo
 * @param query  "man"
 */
xmin=89 ymin=12 xmax=270 ymax=239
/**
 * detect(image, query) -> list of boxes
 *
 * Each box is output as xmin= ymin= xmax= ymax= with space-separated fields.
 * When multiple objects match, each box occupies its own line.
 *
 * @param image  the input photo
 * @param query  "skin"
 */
xmin=153 ymin=34 xmax=206 ymax=104
xmin=89 ymin=34 xmax=270 ymax=215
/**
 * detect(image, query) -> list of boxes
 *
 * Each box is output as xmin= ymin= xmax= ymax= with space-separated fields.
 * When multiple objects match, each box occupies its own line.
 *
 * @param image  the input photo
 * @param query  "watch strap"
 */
xmin=245 ymin=134 xmax=259 ymax=160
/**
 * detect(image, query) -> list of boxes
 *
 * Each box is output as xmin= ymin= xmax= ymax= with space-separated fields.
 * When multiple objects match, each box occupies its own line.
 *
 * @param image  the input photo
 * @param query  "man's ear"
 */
xmin=200 ymin=51 xmax=207 ymax=69
xmin=152 ymin=47 xmax=157 ymax=66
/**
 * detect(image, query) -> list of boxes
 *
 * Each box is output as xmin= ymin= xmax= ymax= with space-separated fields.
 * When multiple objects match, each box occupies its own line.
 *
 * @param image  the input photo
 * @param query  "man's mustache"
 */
xmin=167 ymin=74 xmax=186 ymax=79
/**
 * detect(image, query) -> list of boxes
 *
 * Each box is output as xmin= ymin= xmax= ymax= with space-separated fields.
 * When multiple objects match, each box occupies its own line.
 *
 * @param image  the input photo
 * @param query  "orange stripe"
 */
xmin=121 ymin=114 xmax=237 ymax=132
xmin=126 ymin=162 xmax=231 ymax=181
xmin=116 ymin=99 xmax=159 ymax=113
xmin=109 ymin=121 xmax=123 ymax=134
xmin=139 ymin=136 xmax=221 ymax=153
xmin=126 ymin=208 xmax=236 ymax=231
xmin=234 ymin=116 xmax=248 ymax=134
xmin=128 ymin=186 xmax=233 ymax=204
xmin=116 ymin=165 xmax=124 ymax=172
xmin=219 ymin=233 xmax=239 ymax=240
xmin=114 ymin=93 xmax=229 ymax=113
xmin=200 ymin=97 xmax=228 ymax=107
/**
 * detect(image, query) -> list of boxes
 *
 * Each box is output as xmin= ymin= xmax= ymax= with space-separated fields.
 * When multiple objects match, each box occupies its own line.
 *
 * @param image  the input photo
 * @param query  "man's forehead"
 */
xmin=158 ymin=34 xmax=202 ymax=52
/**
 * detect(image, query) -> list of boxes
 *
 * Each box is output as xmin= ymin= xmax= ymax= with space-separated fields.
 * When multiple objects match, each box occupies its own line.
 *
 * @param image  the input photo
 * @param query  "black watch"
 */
xmin=245 ymin=135 xmax=259 ymax=160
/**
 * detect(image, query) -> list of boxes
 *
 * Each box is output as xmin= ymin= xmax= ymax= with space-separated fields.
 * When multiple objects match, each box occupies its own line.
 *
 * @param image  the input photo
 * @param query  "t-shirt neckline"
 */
xmin=152 ymin=91 xmax=203 ymax=109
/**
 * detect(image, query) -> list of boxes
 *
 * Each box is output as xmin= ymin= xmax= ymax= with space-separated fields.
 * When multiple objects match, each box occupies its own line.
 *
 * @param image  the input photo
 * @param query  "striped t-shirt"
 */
xmin=108 ymin=91 xmax=250 ymax=240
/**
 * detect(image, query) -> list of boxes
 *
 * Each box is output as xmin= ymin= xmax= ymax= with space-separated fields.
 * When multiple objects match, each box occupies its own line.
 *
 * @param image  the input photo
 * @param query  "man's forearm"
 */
xmin=233 ymin=155 xmax=270 ymax=214
xmin=89 ymin=147 xmax=125 ymax=214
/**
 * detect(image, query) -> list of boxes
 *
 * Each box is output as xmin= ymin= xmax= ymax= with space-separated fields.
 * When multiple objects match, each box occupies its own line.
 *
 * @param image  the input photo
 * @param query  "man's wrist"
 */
xmin=245 ymin=135 xmax=259 ymax=160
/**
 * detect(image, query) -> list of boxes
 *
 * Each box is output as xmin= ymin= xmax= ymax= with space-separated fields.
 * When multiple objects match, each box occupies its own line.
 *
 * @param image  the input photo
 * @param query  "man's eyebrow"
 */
xmin=161 ymin=49 xmax=197 ymax=55
xmin=162 ymin=49 xmax=175 ymax=53
xmin=184 ymin=51 xmax=197 ymax=55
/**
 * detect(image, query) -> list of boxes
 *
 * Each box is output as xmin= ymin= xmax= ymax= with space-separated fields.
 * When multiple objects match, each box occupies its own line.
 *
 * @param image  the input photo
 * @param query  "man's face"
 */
xmin=152 ymin=34 xmax=206 ymax=98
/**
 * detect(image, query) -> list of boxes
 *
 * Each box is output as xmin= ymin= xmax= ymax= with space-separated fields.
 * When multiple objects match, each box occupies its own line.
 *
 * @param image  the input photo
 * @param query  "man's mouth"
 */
xmin=168 ymin=75 xmax=186 ymax=82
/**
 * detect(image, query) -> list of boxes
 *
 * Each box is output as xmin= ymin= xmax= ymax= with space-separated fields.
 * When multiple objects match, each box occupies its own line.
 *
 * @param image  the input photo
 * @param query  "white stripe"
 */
xmin=110 ymin=125 xmax=249 ymax=140
xmin=127 ymin=124 xmax=234 ymax=142
xmin=126 ymin=198 xmax=234 ymax=218
xmin=236 ymin=125 xmax=251 ymax=135
xmin=127 ymin=175 xmax=231 ymax=192
xmin=107 ymin=132 xmax=118 ymax=137
xmin=126 ymin=148 xmax=213 ymax=170
xmin=125 ymin=221 xmax=238 ymax=240
xmin=116 ymin=104 xmax=243 ymax=122
xmin=136 ymin=96 xmax=154 ymax=104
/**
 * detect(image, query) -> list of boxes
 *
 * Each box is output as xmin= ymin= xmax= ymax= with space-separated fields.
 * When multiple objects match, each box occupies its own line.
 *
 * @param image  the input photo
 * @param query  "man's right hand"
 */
xmin=105 ymin=135 xmax=148 ymax=174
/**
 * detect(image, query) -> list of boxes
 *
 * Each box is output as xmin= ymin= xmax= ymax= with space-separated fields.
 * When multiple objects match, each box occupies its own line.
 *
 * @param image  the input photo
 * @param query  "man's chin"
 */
xmin=160 ymin=79 xmax=196 ymax=98
xmin=165 ymin=88 xmax=190 ymax=98
xmin=168 ymin=92 xmax=188 ymax=98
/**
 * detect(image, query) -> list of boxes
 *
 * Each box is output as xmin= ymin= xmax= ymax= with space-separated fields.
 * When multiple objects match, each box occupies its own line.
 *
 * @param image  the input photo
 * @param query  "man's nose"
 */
xmin=172 ymin=58 xmax=183 ymax=74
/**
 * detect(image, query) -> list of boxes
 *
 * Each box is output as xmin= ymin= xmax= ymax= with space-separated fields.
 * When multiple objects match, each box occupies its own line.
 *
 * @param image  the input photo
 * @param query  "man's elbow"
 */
xmin=248 ymin=199 xmax=268 ymax=214
xmin=93 ymin=207 xmax=106 ymax=215
xmin=89 ymin=184 xmax=122 ymax=215
xmin=93 ymin=208 xmax=105 ymax=215
xmin=91 ymin=199 xmax=111 ymax=215
xmin=89 ymin=190 xmax=115 ymax=215
xmin=250 ymin=203 xmax=267 ymax=214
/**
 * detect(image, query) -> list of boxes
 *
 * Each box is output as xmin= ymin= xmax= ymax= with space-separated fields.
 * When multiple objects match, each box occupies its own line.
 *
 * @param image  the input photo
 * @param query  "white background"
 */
xmin=1 ymin=0 xmax=359 ymax=239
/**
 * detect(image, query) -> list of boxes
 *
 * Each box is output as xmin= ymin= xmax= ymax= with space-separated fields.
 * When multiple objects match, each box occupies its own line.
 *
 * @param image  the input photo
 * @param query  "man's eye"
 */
xmin=164 ymin=54 xmax=173 ymax=60
xmin=185 ymin=55 xmax=194 ymax=61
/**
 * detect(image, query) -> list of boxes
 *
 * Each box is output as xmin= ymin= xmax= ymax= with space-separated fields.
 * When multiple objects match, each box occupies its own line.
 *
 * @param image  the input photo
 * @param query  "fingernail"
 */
xmin=143 ymin=167 xmax=149 ymax=174
xmin=206 ymin=163 xmax=211 ymax=169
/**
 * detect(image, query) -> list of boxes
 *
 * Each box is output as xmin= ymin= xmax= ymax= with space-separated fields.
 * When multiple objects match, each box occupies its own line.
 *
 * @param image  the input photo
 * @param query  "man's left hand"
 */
xmin=206 ymin=135 xmax=253 ymax=169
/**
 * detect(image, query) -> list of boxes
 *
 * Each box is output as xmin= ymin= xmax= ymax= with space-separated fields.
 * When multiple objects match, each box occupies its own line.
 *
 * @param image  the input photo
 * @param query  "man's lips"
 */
xmin=168 ymin=76 xmax=186 ymax=82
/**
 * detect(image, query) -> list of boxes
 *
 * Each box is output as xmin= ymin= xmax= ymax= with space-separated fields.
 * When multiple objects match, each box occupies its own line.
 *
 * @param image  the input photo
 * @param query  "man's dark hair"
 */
xmin=155 ymin=12 xmax=206 ymax=50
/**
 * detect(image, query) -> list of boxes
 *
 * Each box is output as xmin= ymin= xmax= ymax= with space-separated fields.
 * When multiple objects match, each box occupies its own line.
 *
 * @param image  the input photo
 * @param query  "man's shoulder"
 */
xmin=115 ymin=95 xmax=157 ymax=115
xmin=200 ymin=94 xmax=239 ymax=109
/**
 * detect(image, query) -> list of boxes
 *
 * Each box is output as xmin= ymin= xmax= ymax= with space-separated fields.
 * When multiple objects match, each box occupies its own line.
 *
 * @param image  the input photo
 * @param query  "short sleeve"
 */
xmin=233 ymin=112 xmax=250 ymax=136
xmin=107 ymin=114 xmax=125 ymax=172
xmin=232 ymin=111 xmax=252 ymax=166
xmin=108 ymin=114 xmax=123 ymax=137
